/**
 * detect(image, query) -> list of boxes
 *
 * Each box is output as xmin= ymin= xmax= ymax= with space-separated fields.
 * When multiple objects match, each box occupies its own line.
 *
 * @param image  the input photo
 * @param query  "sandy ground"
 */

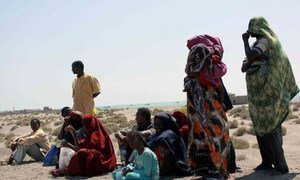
xmin=0 ymin=105 xmax=300 ymax=179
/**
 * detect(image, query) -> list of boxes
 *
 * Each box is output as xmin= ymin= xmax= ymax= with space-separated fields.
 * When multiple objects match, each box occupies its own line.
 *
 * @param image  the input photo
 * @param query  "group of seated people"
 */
xmin=6 ymin=106 xmax=237 ymax=179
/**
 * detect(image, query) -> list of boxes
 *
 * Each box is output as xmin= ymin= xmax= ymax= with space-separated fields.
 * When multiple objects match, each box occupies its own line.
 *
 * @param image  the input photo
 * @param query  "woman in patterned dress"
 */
xmin=242 ymin=16 xmax=299 ymax=174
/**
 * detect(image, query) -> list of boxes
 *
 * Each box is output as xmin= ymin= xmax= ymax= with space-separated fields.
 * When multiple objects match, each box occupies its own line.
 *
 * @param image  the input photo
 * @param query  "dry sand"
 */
xmin=0 ymin=105 xmax=300 ymax=179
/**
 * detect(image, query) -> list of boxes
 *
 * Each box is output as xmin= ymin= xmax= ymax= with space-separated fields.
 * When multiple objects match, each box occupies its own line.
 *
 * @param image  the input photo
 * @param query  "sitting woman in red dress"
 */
xmin=50 ymin=114 xmax=117 ymax=177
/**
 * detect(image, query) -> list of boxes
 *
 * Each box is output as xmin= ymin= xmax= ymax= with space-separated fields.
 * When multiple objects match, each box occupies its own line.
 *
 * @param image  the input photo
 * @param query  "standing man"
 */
xmin=72 ymin=60 xmax=100 ymax=115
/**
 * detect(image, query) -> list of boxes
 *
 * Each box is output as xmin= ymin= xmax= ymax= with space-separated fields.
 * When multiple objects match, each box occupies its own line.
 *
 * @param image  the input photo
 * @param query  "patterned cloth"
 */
xmin=246 ymin=17 xmax=299 ymax=136
xmin=184 ymin=44 xmax=229 ymax=176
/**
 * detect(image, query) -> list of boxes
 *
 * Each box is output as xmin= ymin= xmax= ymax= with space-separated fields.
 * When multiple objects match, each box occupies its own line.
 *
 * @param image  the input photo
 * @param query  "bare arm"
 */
xmin=66 ymin=125 xmax=80 ymax=152
xmin=242 ymin=32 xmax=260 ymax=62
xmin=58 ymin=122 xmax=67 ymax=140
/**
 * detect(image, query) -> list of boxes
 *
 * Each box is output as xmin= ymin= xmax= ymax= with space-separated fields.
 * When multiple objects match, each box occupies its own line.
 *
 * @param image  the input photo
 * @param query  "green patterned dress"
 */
xmin=246 ymin=17 xmax=299 ymax=136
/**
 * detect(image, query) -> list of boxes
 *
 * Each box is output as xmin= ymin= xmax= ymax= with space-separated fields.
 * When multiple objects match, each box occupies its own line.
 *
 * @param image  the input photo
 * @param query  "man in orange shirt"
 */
xmin=71 ymin=60 xmax=100 ymax=115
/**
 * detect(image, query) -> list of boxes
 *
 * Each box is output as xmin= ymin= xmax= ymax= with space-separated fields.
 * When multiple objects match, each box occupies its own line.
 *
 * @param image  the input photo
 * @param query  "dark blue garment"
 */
xmin=148 ymin=113 xmax=190 ymax=176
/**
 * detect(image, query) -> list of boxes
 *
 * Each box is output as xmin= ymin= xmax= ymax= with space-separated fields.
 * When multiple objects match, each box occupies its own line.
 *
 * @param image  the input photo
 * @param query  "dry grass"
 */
xmin=236 ymin=154 xmax=246 ymax=161
xmin=252 ymin=143 xmax=259 ymax=149
xmin=282 ymin=126 xmax=287 ymax=136
xmin=10 ymin=126 xmax=18 ymax=131
xmin=293 ymin=119 xmax=300 ymax=124
xmin=228 ymin=106 xmax=250 ymax=120
xmin=52 ymin=126 xmax=61 ymax=137
xmin=228 ymin=120 xmax=239 ymax=129
xmin=234 ymin=127 xmax=247 ymax=137
xmin=246 ymin=127 xmax=256 ymax=135
xmin=151 ymin=108 xmax=164 ymax=116
xmin=232 ymin=137 xmax=250 ymax=149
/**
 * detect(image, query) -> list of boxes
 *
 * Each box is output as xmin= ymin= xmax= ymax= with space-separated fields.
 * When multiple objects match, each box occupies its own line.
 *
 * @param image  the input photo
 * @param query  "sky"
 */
xmin=0 ymin=0 xmax=299 ymax=111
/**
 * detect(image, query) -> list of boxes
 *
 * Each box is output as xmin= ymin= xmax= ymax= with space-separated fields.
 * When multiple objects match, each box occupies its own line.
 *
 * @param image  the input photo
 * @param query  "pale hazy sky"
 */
xmin=0 ymin=0 xmax=299 ymax=111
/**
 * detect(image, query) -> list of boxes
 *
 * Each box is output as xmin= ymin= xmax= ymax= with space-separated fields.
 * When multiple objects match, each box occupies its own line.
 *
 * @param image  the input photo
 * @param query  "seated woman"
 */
xmin=147 ymin=113 xmax=190 ymax=176
xmin=50 ymin=114 xmax=117 ymax=177
xmin=7 ymin=119 xmax=51 ymax=164
xmin=172 ymin=111 xmax=189 ymax=147
xmin=113 ymin=132 xmax=159 ymax=180
xmin=58 ymin=111 xmax=85 ymax=147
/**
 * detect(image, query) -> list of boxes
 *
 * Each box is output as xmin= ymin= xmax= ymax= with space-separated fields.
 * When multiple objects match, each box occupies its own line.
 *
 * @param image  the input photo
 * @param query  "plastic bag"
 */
xmin=43 ymin=145 xmax=58 ymax=166
xmin=59 ymin=147 xmax=75 ymax=169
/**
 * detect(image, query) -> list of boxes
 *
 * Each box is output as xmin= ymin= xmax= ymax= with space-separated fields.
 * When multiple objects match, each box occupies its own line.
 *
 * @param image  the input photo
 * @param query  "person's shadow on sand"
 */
xmin=236 ymin=170 xmax=299 ymax=180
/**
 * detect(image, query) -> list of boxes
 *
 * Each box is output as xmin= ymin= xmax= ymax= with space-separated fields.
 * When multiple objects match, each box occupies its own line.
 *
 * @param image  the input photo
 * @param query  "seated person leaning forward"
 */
xmin=113 ymin=132 xmax=159 ymax=180
xmin=50 ymin=114 xmax=117 ymax=177
xmin=148 ymin=113 xmax=190 ymax=176
xmin=114 ymin=107 xmax=155 ymax=164
xmin=58 ymin=111 xmax=85 ymax=147
xmin=7 ymin=119 xmax=51 ymax=164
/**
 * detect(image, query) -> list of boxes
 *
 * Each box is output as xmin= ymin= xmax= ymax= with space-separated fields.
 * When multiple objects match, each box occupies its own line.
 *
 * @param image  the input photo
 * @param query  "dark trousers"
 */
xmin=256 ymin=125 xmax=289 ymax=173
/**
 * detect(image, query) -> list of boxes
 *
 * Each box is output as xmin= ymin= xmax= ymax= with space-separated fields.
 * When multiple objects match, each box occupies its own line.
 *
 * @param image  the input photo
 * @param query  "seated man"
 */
xmin=114 ymin=107 xmax=155 ymax=164
xmin=7 ymin=119 xmax=51 ymax=164
xmin=58 ymin=110 xmax=85 ymax=147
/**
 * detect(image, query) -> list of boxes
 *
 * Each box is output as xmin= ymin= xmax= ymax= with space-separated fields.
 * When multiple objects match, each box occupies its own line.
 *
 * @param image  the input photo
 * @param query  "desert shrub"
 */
xmin=249 ymin=122 xmax=253 ymax=127
xmin=228 ymin=120 xmax=239 ymax=129
xmin=282 ymin=126 xmax=287 ymax=136
xmin=105 ymin=123 xmax=119 ymax=134
xmin=246 ymin=127 xmax=256 ymax=135
xmin=231 ymin=137 xmax=250 ymax=149
xmin=0 ymin=126 xmax=2 ymax=129
xmin=52 ymin=127 xmax=61 ymax=137
xmin=0 ymin=133 xmax=5 ymax=140
xmin=5 ymin=132 xmax=15 ymax=140
xmin=10 ymin=126 xmax=18 ymax=131
xmin=293 ymin=119 xmax=300 ymax=124
xmin=252 ymin=143 xmax=259 ymax=149
xmin=234 ymin=127 xmax=246 ymax=137
xmin=178 ymin=106 xmax=187 ymax=115
xmin=54 ymin=121 xmax=62 ymax=126
xmin=240 ymin=121 xmax=245 ymax=125
xmin=151 ymin=108 xmax=164 ymax=116
xmin=293 ymin=102 xmax=300 ymax=108
xmin=288 ymin=114 xmax=299 ymax=120
xmin=236 ymin=154 xmax=246 ymax=161
xmin=106 ymin=114 xmax=127 ymax=125
xmin=292 ymin=107 xmax=299 ymax=112
xmin=42 ymin=126 xmax=53 ymax=134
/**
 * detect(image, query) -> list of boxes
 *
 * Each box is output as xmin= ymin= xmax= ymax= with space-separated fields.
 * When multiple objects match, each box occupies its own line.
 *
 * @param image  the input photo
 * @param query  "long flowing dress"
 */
xmin=245 ymin=16 xmax=299 ymax=173
xmin=64 ymin=114 xmax=117 ymax=177
xmin=184 ymin=43 xmax=230 ymax=177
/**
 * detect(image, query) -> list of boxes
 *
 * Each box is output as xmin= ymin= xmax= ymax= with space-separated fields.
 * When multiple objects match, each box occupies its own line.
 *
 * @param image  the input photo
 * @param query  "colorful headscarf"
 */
xmin=246 ymin=17 xmax=299 ymax=136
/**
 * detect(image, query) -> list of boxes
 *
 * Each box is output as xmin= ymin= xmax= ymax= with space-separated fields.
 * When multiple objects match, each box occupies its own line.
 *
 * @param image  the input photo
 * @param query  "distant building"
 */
xmin=229 ymin=93 xmax=248 ymax=105
xmin=43 ymin=106 xmax=52 ymax=111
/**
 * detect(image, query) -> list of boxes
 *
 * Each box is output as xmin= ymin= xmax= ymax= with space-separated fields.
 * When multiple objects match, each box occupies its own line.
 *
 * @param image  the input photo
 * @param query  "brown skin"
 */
xmin=153 ymin=118 xmax=164 ymax=134
xmin=8 ymin=120 xmax=41 ymax=164
xmin=241 ymin=31 xmax=263 ymax=72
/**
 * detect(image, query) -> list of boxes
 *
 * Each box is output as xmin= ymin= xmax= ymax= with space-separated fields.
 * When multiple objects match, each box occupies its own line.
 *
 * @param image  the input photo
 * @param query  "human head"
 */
xmin=30 ymin=119 xmax=40 ymax=132
xmin=247 ymin=16 xmax=276 ymax=40
xmin=135 ymin=107 xmax=151 ymax=127
xmin=68 ymin=111 xmax=83 ymax=130
xmin=127 ymin=132 xmax=147 ymax=150
xmin=72 ymin=60 xmax=84 ymax=74
xmin=172 ymin=111 xmax=188 ymax=128
xmin=154 ymin=113 xmax=180 ymax=135
xmin=61 ymin=107 xmax=71 ymax=118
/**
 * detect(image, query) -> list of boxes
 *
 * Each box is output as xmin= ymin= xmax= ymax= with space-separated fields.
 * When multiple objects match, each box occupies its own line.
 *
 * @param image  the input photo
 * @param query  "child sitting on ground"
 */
xmin=112 ymin=132 xmax=159 ymax=180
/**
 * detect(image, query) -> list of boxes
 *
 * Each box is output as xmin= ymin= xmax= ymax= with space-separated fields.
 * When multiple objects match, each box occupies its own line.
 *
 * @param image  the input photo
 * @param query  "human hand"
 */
xmin=66 ymin=125 xmax=75 ymax=134
xmin=10 ymin=142 xmax=18 ymax=151
xmin=242 ymin=32 xmax=250 ymax=41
